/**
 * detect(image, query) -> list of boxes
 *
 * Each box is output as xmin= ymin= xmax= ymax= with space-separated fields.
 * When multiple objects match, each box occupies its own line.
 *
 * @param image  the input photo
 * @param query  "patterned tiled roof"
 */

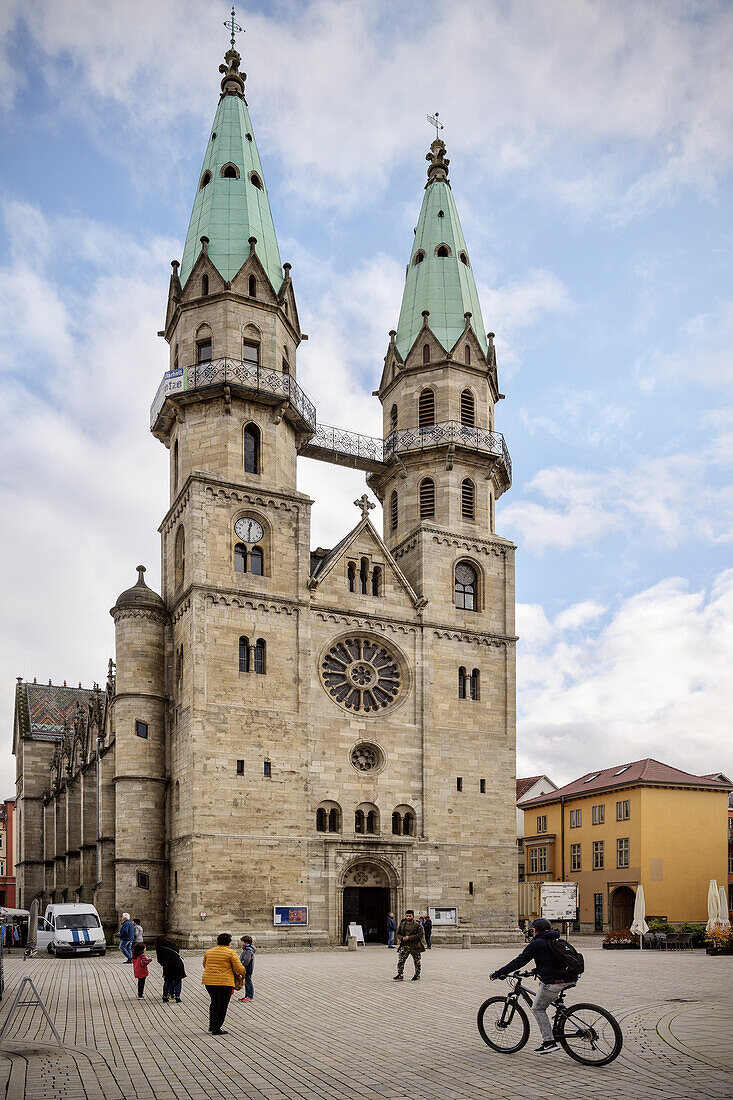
xmin=18 ymin=682 xmax=96 ymax=740
xmin=516 ymin=776 xmax=543 ymax=801
xmin=522 ymin=758 xmax=732 ymax=807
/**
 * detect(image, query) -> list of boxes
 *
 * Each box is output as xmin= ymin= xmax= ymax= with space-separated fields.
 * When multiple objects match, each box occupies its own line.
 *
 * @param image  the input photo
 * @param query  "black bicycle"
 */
xmin=477 ymin=970 xmax=623 ymax=1066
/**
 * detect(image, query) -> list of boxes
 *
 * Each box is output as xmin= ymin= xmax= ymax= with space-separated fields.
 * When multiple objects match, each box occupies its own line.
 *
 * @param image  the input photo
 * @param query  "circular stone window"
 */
xmin=320 ymin=635 xmax=404 ymax=713
xmin=350 ymin=743 xmax=383 ymax=772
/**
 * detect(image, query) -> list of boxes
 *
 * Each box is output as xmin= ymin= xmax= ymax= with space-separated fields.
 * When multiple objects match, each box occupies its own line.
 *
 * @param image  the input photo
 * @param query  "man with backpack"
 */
xmin=489 ymin=917 xmax=584 ymax=1055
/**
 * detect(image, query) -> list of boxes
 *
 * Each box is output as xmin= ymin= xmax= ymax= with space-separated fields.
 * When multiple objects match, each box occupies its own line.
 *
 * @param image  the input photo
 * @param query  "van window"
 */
xmin=55 ymin=913 xmax=101 ymax=930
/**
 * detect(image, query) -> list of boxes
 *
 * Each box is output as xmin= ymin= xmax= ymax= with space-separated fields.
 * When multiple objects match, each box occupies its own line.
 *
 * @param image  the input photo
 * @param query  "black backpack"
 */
xmin=548 ymin=938 xmax=585 ymax=979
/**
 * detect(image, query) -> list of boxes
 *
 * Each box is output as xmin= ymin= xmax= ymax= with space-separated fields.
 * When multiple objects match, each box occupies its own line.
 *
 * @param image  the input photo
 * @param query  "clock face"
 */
xmin=234 ymin=517 xmax=264 ymax=544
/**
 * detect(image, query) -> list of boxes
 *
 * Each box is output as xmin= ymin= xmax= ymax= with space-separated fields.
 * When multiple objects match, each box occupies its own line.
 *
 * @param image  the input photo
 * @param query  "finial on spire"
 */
xmin=136 ymin=565 xmax=147 ymax=585
xmin=224 ymin=7 xmax=242 ymax=49
xmin=354 ymin=494 xmax=376 ymax=521
xmin=426 ymin=135 xmax=450 ymax=185
xmin=427 ymin=112 xmax=444 ymax=140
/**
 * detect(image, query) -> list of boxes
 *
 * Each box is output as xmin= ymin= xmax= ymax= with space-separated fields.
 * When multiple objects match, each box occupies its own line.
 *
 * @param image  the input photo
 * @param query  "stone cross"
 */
xmin=354 ymin=494 xmax=376 ymax=521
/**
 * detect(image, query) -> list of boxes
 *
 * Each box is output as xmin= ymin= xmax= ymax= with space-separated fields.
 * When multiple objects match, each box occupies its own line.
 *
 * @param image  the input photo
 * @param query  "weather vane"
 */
xmin=427 ymin=112 xmax=444 ymax=140
xmin=224 ymin=6 xmax=243 ymax=49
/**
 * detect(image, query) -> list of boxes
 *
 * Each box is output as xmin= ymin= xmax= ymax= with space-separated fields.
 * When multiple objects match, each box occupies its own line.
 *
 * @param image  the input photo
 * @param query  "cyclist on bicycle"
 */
xmin=490 ymin=917 xmax=575 ymax=1054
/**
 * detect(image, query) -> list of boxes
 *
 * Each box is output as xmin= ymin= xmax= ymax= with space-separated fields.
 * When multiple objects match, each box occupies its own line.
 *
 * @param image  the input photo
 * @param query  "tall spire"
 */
xmin=178 ymin=46 xmax=283 ymax=291
xmin=394 ymin=138 xmax=487 ymax=359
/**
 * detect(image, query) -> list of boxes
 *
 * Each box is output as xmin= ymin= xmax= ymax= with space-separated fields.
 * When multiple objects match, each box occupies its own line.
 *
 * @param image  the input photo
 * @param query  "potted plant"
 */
xmin=705 ymin=928 xmax=733 ymax=956
xmin=602 ymin=929 xmax=639 ymax=950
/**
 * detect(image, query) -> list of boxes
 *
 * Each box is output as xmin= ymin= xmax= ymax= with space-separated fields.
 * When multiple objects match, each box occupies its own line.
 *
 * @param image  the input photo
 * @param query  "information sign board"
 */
xmin=429 ymin=907 xmax=458 ymax=926
xmin=541 ymin=882 xmax=578 ymax=922
xmin=348 ymin=922 xmax=365 ymax=945
xmin=273 ymin=905 xmax=308 ymax=927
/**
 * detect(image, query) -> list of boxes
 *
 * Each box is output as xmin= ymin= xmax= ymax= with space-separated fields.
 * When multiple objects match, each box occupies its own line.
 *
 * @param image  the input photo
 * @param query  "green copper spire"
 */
xmin=394 ymin=138 xmax=487 ymax=359
xmin=179 ymin=49 xmax=283 ymax=291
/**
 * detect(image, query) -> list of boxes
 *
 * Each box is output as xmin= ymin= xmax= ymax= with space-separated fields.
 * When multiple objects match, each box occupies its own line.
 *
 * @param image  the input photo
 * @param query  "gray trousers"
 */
xmin=531 ymin=982 xmax=572 ymax=1042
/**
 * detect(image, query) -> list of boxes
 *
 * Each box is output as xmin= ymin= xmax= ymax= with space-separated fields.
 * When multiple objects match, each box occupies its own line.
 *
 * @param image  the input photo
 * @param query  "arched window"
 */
xmin=243 ymin=423 xmax=260 ymax=474
xmin=436 ymin=243 xmax=451 ymax=257
xmin=455 ymin=561 xmax=478 ymax=611
xmin=282 ymin=358 xmax=290 ymax=376
xmin=366 ymin=809 xmax=378 ymax=834
xmin=243 ymin=339 xmax=259 ymax=367
xmin=412 ymin=250 xmax=425 ymax=265
xmin=422 ymin=343 xmax=431 ymax=365
xmin=403 ymin=811 xmax=415 ymax=836
xmin=173 ymin=439 xmax=179 ymax=489
xmin=316 ymin=808 xmax=327 ymax=832
xmin=250 ymin=546 xmax=264 ymax=576
xmin=174 ymin=526 xmax=185 ymax=590
xmin=460 ymin=389 xmax=475 ymax=426
xmin=238 ymin=636 xmax=250 ymax=673
xmin=249 ymin=171 xmax=263 ymax=190
xmin=248 ymin=274 xmax=257 ymax=298
xmin=461 ymin=479 xmax=475 ymax=521
xmin=419 ymin=478 xmax=435 ymax=519
xmin=221 ymin=163 xmax=239 ymax=178
xmin=199 ymin=171 xmax=212 ymax=189
xmin=254 ymin=639 xmax=266 ymax=674
xmin=372 ymin=566 xmax=382 ymax=597
xmin=390 ymin=490 xmax=398 ymax=532
xmin=347 ymin=561 xmax=356 ymax=592
xmin=392 ymin=811 xmax=402 ymax=835
xmin=418 ymin=389 xmax=435 ymax=427
xmin=458 ymin=666 xmax=467 ymax=699
xmin=464 ymin=344 xmax=471 ymax=365
xmin=234 ymin=543 xmax=247 ymax=573
xmin=176 ymin=644 xmax=184 ymax=685
xmin=459 ymin=251 xmax=469 ymax=266
xmin=174 ymin=781 xmax=180 ymax=812
xmin=197 ymin=335 xmax=212 ymax=363
xmin=359 ymin=558 xmax=369 ymax=595
xmin=470 ymin=669 xmax=480 ymax=700
xmin=328 ymin=807 xmax=341 ymax=833
xmin=355 ymin=809 xmax=365 ymax=834
xmin=390 ymin=404 xmax=398 ymax=432
xmin=201 ymin=274 xmax=209 ymax=297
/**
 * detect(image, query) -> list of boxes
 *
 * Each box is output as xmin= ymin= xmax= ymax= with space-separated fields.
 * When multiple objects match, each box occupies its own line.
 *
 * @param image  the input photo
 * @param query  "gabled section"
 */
xmin=277 ymin=264 xmax=302 ymax=337
xmin=401 ymin=313 xmax=450 ymax=369
xmin=229 ymin=242 xmax=280 ymax=306
xmin=179 ymin=246 xmax=229 ymax=304
xmin=376 ymin=331 xmax=405 ymax=393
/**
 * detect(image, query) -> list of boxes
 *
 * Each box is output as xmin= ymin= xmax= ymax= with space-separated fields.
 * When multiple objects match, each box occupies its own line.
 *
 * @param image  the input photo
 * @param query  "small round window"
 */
xmin=350 ymin=742 xmax=384 ymax=773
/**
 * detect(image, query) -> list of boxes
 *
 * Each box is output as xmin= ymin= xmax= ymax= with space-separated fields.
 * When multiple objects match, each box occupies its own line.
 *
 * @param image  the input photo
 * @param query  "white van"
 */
xmin=37 ymin=903 xmax=106 ymax=957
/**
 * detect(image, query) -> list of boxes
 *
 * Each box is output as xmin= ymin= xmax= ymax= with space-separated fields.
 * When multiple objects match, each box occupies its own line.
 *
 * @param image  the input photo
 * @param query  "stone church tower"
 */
xmin=14 ymin=40 xmax=518 ymax=947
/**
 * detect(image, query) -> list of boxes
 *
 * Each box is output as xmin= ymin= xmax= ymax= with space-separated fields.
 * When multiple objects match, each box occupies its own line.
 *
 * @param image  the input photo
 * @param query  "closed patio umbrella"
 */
xmin=706 ymin=879 xmax=721 ymax=932
xmin=630 ymin=884 xmax=649 ymax=949
xmin=718 ymin=886 xmax=731 ymax=930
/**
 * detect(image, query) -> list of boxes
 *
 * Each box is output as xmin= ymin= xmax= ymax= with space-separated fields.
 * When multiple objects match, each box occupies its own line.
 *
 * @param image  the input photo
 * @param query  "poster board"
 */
xmin=429 ymin=907 xmax=458 ymax=926
xmin=348 ymin=922 xmax=365 ymax=945
xmin=540 ymin=882 xmax=578 ymax=922
xmin=273 ymin=905 xmax=308 ymax=927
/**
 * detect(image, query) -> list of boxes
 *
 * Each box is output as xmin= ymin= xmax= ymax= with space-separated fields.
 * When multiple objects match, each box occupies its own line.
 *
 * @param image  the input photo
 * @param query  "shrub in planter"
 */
xmin=648 ymin=920 xmax=675 ymax=934
xmin=603 ymin=929 xmax=639 ymax=949
xmin=680 ymin=922 xmax=706 ymax=947
xmin=705 ymin=928 xmax=733 ymax=955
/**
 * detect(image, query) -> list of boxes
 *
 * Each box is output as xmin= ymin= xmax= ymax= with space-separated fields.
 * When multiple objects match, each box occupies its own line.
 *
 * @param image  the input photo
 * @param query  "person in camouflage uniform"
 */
xmin=393 ymin=910 xmax=426 ymax=980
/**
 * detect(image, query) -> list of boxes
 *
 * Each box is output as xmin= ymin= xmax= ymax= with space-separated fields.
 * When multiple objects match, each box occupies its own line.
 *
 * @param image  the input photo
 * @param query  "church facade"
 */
xmin=14 ymin=43 xmax=518 ymax=947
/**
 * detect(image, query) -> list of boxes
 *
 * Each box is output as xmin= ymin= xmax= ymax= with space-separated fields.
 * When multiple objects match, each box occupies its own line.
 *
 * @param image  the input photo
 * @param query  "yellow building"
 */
xmin=521 ymin=759 xmax=730 ymax=932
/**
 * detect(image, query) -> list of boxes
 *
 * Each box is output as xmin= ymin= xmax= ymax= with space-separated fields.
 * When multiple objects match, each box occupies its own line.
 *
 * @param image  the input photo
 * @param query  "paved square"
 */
xmin=0 ymin=940 xmax=730 ymax=1099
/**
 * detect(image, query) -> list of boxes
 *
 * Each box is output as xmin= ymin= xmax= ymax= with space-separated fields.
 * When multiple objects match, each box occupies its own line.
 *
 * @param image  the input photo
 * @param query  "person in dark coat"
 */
xmin=386 ymin=912 xmax=397 ymax=948
xmin=118 ymin=913 xmax=134 ymax=962
xmin=155 ymin=936 xmax=187 ymax=1002
xmin=421 ymin=914 xmax=432 ymax=948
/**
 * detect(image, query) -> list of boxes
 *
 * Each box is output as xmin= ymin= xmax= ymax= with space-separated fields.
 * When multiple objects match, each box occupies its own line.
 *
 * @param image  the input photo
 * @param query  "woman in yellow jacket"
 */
xmin=202 ymin=932 xmax=245 ymax=1035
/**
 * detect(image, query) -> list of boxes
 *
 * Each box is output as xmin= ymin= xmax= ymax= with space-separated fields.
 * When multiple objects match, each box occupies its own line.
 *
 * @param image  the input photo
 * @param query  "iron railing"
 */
xmin=150 ymin=358 xmax=317 ymax=430
xmin=385 ymin=421 xmax=512 ymax=481
xmin=307 ymin=423 xmax=384 ymax=463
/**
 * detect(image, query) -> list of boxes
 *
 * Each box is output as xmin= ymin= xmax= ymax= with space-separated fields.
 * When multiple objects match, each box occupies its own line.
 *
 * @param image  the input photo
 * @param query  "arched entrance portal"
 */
xmin=611 ymin=886 xmax=635 ymax=931
xmin=342 ymin=861 xmax=393 ymax=943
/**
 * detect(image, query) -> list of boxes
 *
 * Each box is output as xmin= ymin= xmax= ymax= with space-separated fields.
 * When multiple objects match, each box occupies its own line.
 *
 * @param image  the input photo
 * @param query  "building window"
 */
xmin=470 ymin=668 xmax=480 ymax=700
xmin=242 ymin=340 xmax=259 ymax=369
xmin=616 ymin=799 xmax=630 ymax=821
xmin=454 ymin=561 xmax=478 ymax=611
xmin=359 ymin=558 xmax=369 ymax=594
xmin=461 ymin=479 xmax=475 ymax=520
xmin=234 ymin=543 xmax=247 ymax=573
xmin=570 ymin=844 xmax=581 ymax=872
xmin=249 ymin=171 xmax=263 ymax=190
xmin=403 ymin=811 xmax=415 ymax=836
xmin=243 ymin=423 xmax=260 ymax=473
xmin=137 ymin=871 xmax=150 ymax=890
xmin=537 ymin=815 xmax=547 ymax=834
xmin=371 ymin=566 xmax=382 ymax=597
xmin=174 ymin=525 xmax=185 ymax=590
xmin=458 ymin=667 xmax=467 ymax=699
xmin=422 ymin=343 xmax=431 ymax=364
xmin=253 ymin=639 xmax=266 ymax=674
xmin=570 ymin=809 xmax=581 ymax=828
xmin=282 ymin=358 xmax=289 ymax=375
xmin=250 ymin=546 xmax=264 ymax=575
xmin=366 ymin=809 xmax=378 ymax=834
xmin=537 ymin=847 xmax=548 ymax=873
xmin=347 ymin=561 xmax=356 ymax=592
xmin=390 ymin=404 xmax=398 ymax=431
xmin=418 ymin=388 xmax=435 ymax=426
xmin=236 ymin=759 xmax=244 ymax=776
xmin=480 ymin=778 xmax=486 ymax=794
xmin=392 ymin=811 xmax=401 ymax=835
xmin=390 ymin=490 xmax=398 ymax=532
xmin=592 ymin=804 xmax=605 ymax=825
xmin=316 ymin=808 xmax=327 ymax=832
xmin=617 ymin=837 xmax=630 ymax=868
xmin=248 ymin=274 xmax=257 ymax=298
xmin=456 ymin=777 xmax=463 ymax=792
xmin=412 ymin=250 xmax=425 ymax=265
xmin=201 ymin=274 xmax=209 ymax=296
xmin=238 ymin=636 xmax=250 ymax=673
xmin=135 ymin=721 xmax=149 ymax=740
xmin=263 ymin=760 xmax=271 ymax=777
xmin=199 ymin=171 xmax=212 ymax=189
xmin=173 ymin=439 xmax=179 ymax=489
xmin=464 ymin=345 xmax=471 ymax=365
xmin=197 ymin=337 xmax=212 ymax=363
xmin=419 ymin=478 xmax=435 ymax=518
xmin=593 ymin=840 xmax=604 ymax=869
xmin=355 ymin=809 xmax=365 ymax=834
xmin=436 ymin=244 xmax=451 ymax=257
xmin=174 ymin=871 xmax=178 ymax=893
xmin=460 ymin=389 xmax=475 ymax=425
xmin=468 ymin=881 xmax=474 ymax=895
xmin=459 ymin=251 xmax=469 ymax=266
xmin=221 ymin=162 xmax=239 ymax=178
xmin=328 ymin=807 xmax=341 ymax=833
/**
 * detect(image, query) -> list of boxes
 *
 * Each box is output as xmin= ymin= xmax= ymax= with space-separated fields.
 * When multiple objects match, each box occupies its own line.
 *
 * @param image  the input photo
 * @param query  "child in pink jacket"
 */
xmin=132 ymin=942 xmax=152 ymax=998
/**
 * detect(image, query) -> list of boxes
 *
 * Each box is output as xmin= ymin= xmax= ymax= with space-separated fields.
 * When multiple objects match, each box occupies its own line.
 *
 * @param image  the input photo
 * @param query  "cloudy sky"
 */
xmin=1 ymin=0 xmax=731 ymax=799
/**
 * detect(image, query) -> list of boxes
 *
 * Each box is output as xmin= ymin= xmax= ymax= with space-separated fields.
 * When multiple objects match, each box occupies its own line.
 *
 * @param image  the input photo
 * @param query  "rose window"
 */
xmin=350 ymin=743 xmax=382 ymax=772
xmin=320 ymin=635 xmax=403 ymax=712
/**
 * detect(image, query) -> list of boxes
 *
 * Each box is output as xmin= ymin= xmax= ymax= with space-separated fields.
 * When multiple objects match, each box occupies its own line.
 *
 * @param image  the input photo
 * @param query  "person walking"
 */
xmin=156 ymin=936 xmax=186 ymax=1003
xmin=386 ymin=912 xmax=397 ymax=948
xmin=422 ymin=913 xmax=432 ymax=949
xmin=393 ymin=909 xmax=426 ymax=981
xmin=132 ymin=919 xmax=144 ymax=945
xmin=131 ymin=942 xmax=152 ymax=998
xmin=237 ymin=935 xmax=256 ymax=1002
xmin=202 ymin=932 xmax=245 ymax=1035
xmin=118 ymin=913 xmax=134 ymax=962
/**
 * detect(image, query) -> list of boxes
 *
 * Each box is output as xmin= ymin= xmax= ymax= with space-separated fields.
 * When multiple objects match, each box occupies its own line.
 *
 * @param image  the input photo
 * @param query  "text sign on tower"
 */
xmin=273 ymin=905 xmax=308 ymax=927
xmin=541 ymin=882 xmax=578 ymax=922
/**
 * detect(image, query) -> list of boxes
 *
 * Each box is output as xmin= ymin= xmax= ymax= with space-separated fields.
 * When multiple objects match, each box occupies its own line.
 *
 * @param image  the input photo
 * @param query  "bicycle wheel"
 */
xmin=477 ymin=997 xmax=530 ymax=1053
xmin=557 ymin=1002 xmax=623 ymax=1066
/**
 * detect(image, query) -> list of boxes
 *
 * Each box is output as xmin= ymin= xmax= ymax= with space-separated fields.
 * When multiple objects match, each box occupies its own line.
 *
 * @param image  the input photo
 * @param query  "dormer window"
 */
xmin=436 ymin=244 xmax=451 ymax=257
xmin=199 ymin=171 xmax=212 ymax=189
xmin=412 ymin=250 xmax=426 ymax=265
xmin=201 ymin=274 xmax=209 ymax=297
xmin=248 ymin=274 xmax=257 ymax=298
xmin=249 ymin=171 xmax=263 ymax=190
xmin=221 ymin=163 xmax=240 ymax=179
xmin=459 ymin=251 xmax=469 ymax=266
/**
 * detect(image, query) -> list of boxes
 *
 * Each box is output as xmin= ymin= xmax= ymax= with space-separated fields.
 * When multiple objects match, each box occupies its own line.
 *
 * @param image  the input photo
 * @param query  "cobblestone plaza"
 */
xmin=0 ymin=941 xmax=730 ymax=1098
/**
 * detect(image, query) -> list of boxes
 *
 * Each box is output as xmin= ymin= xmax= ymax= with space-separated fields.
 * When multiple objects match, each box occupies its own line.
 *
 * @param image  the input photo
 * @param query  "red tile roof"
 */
xmin=522 ymin=758 xmax=731 ymax=808
xmin=516 ymin=776 xmax=543 ymax=801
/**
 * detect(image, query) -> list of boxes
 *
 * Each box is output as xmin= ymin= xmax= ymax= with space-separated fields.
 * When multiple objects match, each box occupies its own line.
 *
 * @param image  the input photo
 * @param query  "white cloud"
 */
xmin=480 ymin=270 xmax=573 ymax=374
xmin=519 ymin=389 xmax=630 ymax=446
xmin=517 ymin=571 xmax=733 ymax=784
xmin=636 ymin=300 xmax=733 ymax=392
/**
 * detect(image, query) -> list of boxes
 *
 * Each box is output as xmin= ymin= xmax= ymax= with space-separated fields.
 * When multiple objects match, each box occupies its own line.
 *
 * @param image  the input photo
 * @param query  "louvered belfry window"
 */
xmin=461 ymin=479 xmax=475 ymax=520
xmin=418 ymin=389 xmax=435 ymax=428
xmin=390 ymin=490 xmax=398 ymax=531
xmin=460 ymin=389 xmax=475 ymax=426
xmin=419 ymin=478 xmax=435 ymax=518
